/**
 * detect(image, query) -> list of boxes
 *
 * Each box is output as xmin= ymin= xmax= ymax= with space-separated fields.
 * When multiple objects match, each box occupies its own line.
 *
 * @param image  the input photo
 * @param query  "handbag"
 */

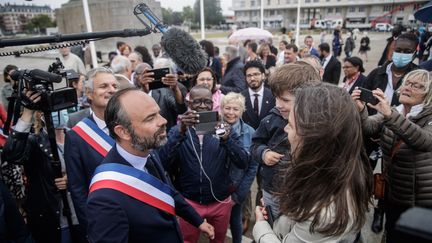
xmin=373 ymin=140 xmax=403 ymax=199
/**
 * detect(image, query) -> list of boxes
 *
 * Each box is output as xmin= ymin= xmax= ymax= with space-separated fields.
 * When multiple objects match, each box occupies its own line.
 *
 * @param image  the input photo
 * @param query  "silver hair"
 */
xmin=129 ymin=51 xmax=143 ymax=62
xmin=110 ymin=55 xmax=132 ymax=74
xmin=225 ymin=45 xmax=239 ymax=61
xmin=85 ymin=67 xmax=114 ymax=92
xmin=153 ymin=57 xmax=175 ymax=70
xmin=221 ymin=92 xmax=246 ymax=114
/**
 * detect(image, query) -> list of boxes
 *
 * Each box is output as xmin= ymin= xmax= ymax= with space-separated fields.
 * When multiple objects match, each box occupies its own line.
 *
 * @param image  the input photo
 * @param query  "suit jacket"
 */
xmin=343 ymin=73 xmax=367 ymax=94
xmin=151 ymin=87 xmax=187 ymax=131
xmin=241 ymin=87 xmax=275 ymax=130
xmin=322 ymin=56 xmax=341 ymax=85
xmin=64 ymin=115 xmax=107 ymax=234
xmin=67 ymin=108 xmax=91 ymax=128
xmin=86 ymin=147 xmax=203 ymax=243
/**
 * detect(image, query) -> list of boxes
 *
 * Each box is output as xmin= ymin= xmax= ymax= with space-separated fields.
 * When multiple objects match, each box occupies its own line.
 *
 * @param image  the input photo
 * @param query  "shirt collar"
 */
xmin=249 ymin=84 xmax=264 ymax=96
xmin=116 ymin=144 xmax=149 ymax=171
xmin=92 ymin=113 xmax=107 ymax=131
xmin=396 ymin=104 xmax=424 ymax=118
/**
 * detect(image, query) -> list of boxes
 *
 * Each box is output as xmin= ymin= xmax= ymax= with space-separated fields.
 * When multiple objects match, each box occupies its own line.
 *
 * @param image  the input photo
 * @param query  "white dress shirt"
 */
xmin=384 ymin=63 xmax=396 ymax=104
xmin=249 ymin=85 xmax=264 ymax=115
xmin=322 ymin=54 xmax=332 ymax=69
xmin=92 ymin=113 xmax=109 ymax=135
xmin=116 ymin=144 xmax=149 ymax=172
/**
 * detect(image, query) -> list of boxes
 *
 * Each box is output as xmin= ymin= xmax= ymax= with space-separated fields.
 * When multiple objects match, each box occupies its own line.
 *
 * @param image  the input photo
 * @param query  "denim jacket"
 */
xmin=230 ymin=119 xmax=258 ymax=204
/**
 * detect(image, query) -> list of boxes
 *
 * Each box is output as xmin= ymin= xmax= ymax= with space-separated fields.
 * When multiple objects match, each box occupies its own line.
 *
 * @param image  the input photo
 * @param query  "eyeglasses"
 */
xmin=246 ymin=72 xmax=262 ymax=78
xmin=197 ymin=77 xmax=214 ymax=82
xmin=190 ymin=98 xmax=213 ymax=106
xmin=403 ymin=80 xmax=425 ymax=91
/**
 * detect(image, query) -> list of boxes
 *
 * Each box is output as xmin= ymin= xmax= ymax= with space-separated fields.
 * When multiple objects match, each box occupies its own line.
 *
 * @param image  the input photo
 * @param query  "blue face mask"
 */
xmin=392 ymin=52 xmax=414 ymax=68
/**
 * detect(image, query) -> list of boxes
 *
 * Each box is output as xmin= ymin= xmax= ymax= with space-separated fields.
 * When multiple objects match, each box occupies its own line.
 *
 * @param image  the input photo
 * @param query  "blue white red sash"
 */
xmin=72 ymin=118 xmax=114 ymax=157
xmin=89 ymin=163 xmax=176 ymax=215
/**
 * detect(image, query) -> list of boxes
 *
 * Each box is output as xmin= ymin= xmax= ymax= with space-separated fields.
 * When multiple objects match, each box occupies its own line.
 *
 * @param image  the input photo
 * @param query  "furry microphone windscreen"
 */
xmin=161 ymin=28 xmax=207 ymax=75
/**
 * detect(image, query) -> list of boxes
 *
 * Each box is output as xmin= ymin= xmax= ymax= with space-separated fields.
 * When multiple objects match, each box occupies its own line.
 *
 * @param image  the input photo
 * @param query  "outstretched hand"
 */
xmin=178 ymin=110 xmax=199 ymax=134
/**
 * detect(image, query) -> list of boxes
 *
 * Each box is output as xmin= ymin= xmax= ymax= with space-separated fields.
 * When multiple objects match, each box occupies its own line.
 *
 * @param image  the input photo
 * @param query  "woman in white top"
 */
xmin=253 ymin=83 xmax=372 ymax=243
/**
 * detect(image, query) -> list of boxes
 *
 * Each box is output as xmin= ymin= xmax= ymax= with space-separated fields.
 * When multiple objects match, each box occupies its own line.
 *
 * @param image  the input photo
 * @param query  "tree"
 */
xmin=182 ymin=6 xmax=195 ymax=23
xmin=25 ymin=14 xmax=55 ymax=34
xmin=193 ymin=0 xmax=224 ymax=26
xmin=162 ymin=8 xmax=184 ymax=26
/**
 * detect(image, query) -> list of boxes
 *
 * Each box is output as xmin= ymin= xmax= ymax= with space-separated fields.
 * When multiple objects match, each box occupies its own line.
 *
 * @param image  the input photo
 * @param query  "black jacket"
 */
xmin=221 ymin=57 xmax=247 ymax=94
xmin=241 ymin=87 xmax=275 ymax=130
xmin=2 ymin=130 xmax=79 ymax=243
xmin=251 ymin=108 xmax=290 ymax=192
xmin=343 ymin=73 xmax=367 ymax=94
xmin=363 ymin=62 xmax=418 ymax=115
xmin=322 ymin=55 xmax=341 ymax=85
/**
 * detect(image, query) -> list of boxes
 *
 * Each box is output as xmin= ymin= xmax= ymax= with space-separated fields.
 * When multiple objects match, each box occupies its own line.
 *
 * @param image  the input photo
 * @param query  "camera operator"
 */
xmin=1 ymin=90 xmax=86 ymax=243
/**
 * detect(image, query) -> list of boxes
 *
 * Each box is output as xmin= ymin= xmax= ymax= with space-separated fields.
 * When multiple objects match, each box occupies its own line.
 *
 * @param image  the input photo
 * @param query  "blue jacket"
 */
xmin=87 ymin=146 xmax=203 ymax=243
xmin=64 ymin=116 xmax=106 ymax=234
xmin=158 ymin=125 xmax=249 ymax=204
xmin=229 ymin=119 xmax=258 ymax=204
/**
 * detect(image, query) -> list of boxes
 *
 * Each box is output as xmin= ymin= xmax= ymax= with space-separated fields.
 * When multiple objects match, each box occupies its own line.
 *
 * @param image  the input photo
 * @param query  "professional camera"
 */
xmin=10 ymin=60 xmax=78 ymax=112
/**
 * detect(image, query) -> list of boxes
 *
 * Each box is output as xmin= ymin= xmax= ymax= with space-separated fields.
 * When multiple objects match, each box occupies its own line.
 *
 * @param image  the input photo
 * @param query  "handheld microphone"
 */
xmin=134 ymin=4 xmax=207 ymax=74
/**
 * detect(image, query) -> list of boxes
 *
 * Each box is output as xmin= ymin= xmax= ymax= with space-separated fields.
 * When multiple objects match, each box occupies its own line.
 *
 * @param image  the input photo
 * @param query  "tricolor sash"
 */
xmin=72 ymin=118 xmax=114 ymax=157
xmin=89 ymin=163 xmax=176 ymax=215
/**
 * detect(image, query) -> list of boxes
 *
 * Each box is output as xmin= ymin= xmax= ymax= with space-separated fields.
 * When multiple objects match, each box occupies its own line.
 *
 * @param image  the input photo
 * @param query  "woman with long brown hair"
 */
xmin=253 ymin=83 xmax=373 ymax=242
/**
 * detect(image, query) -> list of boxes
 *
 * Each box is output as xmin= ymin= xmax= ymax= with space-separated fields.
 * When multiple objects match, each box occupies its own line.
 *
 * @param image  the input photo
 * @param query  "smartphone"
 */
xmin=195 ymin=111 xmax=219 ymax=135
xmin=358 ymin=87 xmax=379 ymax=105
xmin=148 ymin=67 xmax=170 ymax=90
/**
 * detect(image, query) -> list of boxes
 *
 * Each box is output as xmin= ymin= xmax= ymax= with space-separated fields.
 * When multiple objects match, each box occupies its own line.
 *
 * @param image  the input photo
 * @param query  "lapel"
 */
xmin=260 ymin=88 xmax=273 ymax=118
xmin=151 ymin=89 xmax=162 ymax=104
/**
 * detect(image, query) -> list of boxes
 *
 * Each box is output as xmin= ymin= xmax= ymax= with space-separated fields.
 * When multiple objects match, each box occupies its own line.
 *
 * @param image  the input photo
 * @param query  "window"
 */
xmin=270 ymin=10 xmax=275 ymax=15
xmin=358 ymin=6 xmax=365 ymax=12
xmin=335 ymin=7 xmax=340 ymax=13
xmin=251 ymin=0 xmax=256 ymax=7
xmin=328 ymin=8 xmax=333 ymax=13
xmin=286 ymin=0 xmax=291 ymax=3
xmin=349 ymin=7 xmax=355 ymax=12
xmin=383 ymin=5 xmax=392 ymax=12
xmin=267 ymin=0 xmax=271 ymax=5
xmin=305 ymin=0 xmax=311 ymax=2
xmin=314 ymin=0 xmax=319 ymax=2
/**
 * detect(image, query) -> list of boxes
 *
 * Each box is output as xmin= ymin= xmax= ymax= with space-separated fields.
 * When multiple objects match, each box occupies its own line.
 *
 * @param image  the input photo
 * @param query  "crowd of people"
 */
xmin=0 ymin=25 xmax=431 ymax=243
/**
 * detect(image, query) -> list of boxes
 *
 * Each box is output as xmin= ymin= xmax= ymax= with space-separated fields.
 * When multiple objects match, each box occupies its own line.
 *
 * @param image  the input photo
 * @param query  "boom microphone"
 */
xmin=134 ymin=4 xmax=207 ymax=74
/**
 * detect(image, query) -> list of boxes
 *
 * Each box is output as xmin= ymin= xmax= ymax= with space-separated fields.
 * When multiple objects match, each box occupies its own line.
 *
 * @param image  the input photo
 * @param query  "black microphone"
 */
xmin=134 ymin=4 xmax=207 ymax=74
xmin=10 ymin=69 xmax=63 ymax=83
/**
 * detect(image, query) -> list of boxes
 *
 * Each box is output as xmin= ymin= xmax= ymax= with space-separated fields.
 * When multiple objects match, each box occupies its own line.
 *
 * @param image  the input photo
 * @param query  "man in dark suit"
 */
xmin=218 ymin=45 xmax=247 ymax=94
xmin=240 ymin=60 xmax=275 ymax=130
xmin=318 ymin=42 xmax=341 ymax=85
xmin=87 ymin=88 xmax=214 ymax=243
xmin=64 ymin=67 xmax=119 ymax=235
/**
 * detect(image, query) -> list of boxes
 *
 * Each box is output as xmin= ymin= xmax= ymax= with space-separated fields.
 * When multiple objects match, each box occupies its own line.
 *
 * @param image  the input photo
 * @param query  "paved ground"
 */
xmin=0 ymin=31 xmax=392 ymax=242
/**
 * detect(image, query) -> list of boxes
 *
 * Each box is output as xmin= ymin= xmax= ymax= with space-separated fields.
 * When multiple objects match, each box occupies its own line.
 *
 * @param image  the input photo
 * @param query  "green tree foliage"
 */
xmin=162 ymin=7 xmax=184 ymax=26
xmin=193 ymin=0 xmax=224 ymax=26
xmin=25 ymin=14 xmax=55 ymax=33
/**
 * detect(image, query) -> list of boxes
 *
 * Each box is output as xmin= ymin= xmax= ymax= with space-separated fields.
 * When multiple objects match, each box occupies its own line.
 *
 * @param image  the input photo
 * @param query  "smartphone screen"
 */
xmin=195 ymin=111 xmax=219 ymax=135
xmin=148 ymin=67 xmax=171 ymax=90
xmin=358 ymin=87 xmax=379 ymax=105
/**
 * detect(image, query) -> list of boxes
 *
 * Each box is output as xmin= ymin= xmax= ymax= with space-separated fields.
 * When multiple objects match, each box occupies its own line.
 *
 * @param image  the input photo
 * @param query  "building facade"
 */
xmin=232 ymin=0 xmax=428 ymax=29
xmin=0 ymin=3 xmax=54 ymax=34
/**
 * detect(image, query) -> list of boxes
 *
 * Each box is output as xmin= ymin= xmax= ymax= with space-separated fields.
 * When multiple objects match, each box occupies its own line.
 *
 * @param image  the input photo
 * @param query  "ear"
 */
xmin=114 ymin=125 xmax=131 ymax=141
xmin=86 ymin=89 xmax=93 ymax=102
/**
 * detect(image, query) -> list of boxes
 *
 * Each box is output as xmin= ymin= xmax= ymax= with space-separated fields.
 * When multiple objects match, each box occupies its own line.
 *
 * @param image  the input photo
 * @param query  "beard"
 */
xmin=129 ymin=126 xmax=167 ymax=152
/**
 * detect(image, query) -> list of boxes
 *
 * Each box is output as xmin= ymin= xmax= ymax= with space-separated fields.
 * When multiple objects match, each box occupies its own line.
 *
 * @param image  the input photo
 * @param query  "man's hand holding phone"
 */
xmin=179 ymin=110 xmax=199 ymax=135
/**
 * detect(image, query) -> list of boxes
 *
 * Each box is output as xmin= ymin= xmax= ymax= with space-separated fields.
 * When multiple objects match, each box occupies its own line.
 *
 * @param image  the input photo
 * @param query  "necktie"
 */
xmin=253 ymin=94 xmax=259 ymax=116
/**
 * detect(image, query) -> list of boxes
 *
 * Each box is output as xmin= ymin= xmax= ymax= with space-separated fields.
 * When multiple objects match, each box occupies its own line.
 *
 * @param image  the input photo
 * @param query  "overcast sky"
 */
xmin=5 ymin=0 xmax=234 ymax=15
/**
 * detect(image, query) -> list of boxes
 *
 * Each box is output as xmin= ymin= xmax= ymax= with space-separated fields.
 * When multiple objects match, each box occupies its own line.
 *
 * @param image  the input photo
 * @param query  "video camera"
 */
xmin=10 ymin=59 xmax=78 ymax=112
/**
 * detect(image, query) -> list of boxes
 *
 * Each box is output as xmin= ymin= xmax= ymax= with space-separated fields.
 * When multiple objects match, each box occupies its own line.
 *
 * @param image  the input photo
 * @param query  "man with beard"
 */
xmin=64 ymin=67 xmax=119 ymax=236
xmin=241 ymin=60 xmax=275 ymax=130
xmin=86 ymin=88 xmax=214 ymax=243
